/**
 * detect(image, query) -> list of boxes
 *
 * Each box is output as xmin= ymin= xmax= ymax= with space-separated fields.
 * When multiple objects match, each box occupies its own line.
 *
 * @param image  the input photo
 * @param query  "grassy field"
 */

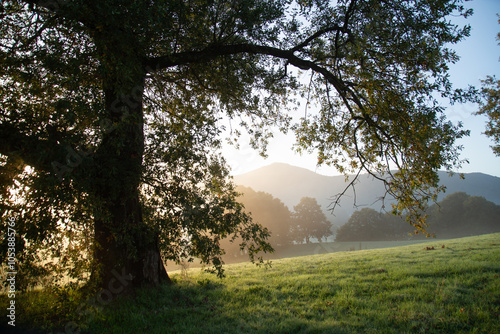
xmin=170 ymin=239 xmax=441 ymax=271
xmin=266 ymin=239 xmax=442 ymax=259
xmin=3 ymin=233 xmax=500 ymax=333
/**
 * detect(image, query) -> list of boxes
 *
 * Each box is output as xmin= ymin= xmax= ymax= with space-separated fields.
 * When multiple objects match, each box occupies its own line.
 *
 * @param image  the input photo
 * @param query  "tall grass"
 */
xmin=3 ymin=233 xmax=499 ymax=333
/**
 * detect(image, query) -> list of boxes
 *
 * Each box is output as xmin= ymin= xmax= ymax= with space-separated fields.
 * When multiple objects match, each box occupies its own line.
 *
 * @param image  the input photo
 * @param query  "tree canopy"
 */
xmin=335 ymin=192 xmax=500 ymax=241
xmin=478 ymin=75 xmax=500 ymax=156
xmin=291 ymin=197 xmax=332 ymax=243
xmin=220 ymin=186 xmax=292 ymax=261
xmin=476 ymin=16 xmax=500 ymax=156
xmin=0 ymin=0 xmax=476 ymax=291
xmin=335 ymin=208 xmax=402 ymax=241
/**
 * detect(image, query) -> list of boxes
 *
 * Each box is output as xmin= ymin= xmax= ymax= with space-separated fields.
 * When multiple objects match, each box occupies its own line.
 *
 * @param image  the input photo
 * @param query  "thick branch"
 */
xmin=146 ymin=42 xmax=395 ymax=146
xmin=146 ymin=44 xmax=346 ymax=91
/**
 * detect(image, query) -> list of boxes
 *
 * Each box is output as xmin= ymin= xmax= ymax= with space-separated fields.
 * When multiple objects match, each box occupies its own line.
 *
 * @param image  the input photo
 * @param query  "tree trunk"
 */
xmin=91 ymin=193 xmax=171 ymax=293
xmin=89 ymin=73 xmax=170 ymax=293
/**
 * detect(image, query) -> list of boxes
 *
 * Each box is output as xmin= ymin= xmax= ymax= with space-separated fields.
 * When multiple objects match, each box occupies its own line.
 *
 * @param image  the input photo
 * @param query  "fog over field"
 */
xmin=234 ymin=163 xmax=500 ymax=225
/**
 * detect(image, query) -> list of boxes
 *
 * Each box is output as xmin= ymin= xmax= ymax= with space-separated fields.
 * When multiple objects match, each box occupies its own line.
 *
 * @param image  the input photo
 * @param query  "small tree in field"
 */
xmin=291 ymin=197 xmax=332 ymax=244
xmin=1 ymin=0 xmax=474 ymax=293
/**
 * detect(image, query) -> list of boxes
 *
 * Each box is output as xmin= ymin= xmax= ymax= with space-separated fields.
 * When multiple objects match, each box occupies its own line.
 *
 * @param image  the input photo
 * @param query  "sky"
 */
xmin=222 ymin=0 xmax=500 ymax=178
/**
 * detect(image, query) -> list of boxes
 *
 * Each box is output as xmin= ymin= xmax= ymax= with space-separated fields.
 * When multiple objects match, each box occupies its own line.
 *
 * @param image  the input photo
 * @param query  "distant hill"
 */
xmin=233 ymin=163 xmax=500 ymax=226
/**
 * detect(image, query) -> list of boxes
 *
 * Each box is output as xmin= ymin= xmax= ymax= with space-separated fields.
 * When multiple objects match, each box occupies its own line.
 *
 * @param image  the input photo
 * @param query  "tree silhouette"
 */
xmin=426 ymin=192 xmax=500 ymax=238
xmin=336 ymin=192 xmax=500 ymax=241
xmin=1 ymin=0 xmax=475 ymax=292
xmin=221 ymin=186 xmax=293 ymax=260
xmin=291 ymin=197 xmax=332 ymax=244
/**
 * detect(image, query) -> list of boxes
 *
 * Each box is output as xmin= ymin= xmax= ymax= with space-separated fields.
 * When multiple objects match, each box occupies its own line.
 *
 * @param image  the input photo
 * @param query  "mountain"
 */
xmin=233 ymin=163 xmax=500 ymax=225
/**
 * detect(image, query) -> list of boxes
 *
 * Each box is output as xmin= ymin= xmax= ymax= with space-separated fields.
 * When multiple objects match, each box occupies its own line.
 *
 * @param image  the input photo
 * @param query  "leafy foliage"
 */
xmin=290 ymin=0 xmax=474 ymax=229
xmin=476 ymin=16 xmax=500 ymax=156
xmin=336 ymin=192 xmax=500 ymax=241
xmin=220 ymin=186 xmax=291 ymax=261
xmin=477 ymin=75 xmax=500 ymax=156
xmin=291 ymin=197 xmax=332 ymax=243
xmin=0 ymin=0 xmax=477 ymax=289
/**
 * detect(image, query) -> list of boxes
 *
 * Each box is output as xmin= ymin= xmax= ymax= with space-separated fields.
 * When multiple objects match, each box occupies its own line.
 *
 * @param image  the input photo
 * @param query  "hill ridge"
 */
xmin=233 ymin=163 xmax=500 ymax=225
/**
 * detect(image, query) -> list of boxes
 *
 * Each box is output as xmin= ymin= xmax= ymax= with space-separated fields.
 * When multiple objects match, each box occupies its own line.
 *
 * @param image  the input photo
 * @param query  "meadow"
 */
xmin=3 ymin=233 xmax=500 ymax=333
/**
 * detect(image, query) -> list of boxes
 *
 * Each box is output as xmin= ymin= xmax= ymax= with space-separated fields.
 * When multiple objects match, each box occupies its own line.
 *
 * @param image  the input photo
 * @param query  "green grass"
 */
xmin=3 ymin=234 xmax=500 ymax=333
xmin=168 ymin=239 xmax=443 ymax=271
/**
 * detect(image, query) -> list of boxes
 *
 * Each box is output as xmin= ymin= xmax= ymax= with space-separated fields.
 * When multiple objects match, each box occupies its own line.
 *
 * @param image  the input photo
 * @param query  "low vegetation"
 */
xmin=2 ymin=233 xmax=499 ymax=333
xmin=219 ymin=187 xmax=334 ymax=263
xmin=336 ymin=192 xmax=500 ymax=241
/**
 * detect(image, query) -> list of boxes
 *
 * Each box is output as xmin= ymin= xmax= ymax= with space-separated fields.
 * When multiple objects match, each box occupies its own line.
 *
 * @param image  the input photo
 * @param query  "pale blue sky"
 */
xmin=223 ymin=0 xmax=500 ymax=177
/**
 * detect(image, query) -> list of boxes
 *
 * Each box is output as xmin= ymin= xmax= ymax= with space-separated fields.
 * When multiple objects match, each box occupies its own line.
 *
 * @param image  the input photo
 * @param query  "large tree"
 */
xmin=1 ymin=0 xmax=474 ymax=291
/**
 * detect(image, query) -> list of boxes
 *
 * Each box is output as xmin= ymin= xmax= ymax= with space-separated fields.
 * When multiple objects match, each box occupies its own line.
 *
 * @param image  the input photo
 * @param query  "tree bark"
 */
xmin=89 ymin=72 xmax=170 ymax=293
xmin=91 ymin=195 xmax=171 ymax=293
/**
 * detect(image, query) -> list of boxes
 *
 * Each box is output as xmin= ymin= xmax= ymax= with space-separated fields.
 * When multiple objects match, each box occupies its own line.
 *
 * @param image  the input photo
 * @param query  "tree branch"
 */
xmin=0 ymin=122 xmax=72 ymax=175
xmin=22 ymin=0 xmax=69 ymax=12
xmin=290 ymin=25 xmax=349 ymax=53
xmin=146 ymin=41 xmax=398 ymax=162
xmin=146 ymin=43 xmax=348 ymax=95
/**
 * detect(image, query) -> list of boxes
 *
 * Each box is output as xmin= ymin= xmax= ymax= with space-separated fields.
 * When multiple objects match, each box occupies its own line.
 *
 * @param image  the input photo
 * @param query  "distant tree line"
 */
xmin=221 ymin=187 xmax=333 ymax=260
xmin=335 ymin=192 xmax=500 ymax=241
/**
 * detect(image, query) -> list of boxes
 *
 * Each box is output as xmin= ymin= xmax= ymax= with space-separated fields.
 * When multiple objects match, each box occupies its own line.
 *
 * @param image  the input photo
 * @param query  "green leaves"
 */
xmin=477 ymin=75 xmax=500 ymax=156
xmin=288 ymin=0 xmax=474 ymax=230
xmin=0 ymin=0 xmax=480 ymax=287
xmin=291 ymin=197 xmax=332 ymax=244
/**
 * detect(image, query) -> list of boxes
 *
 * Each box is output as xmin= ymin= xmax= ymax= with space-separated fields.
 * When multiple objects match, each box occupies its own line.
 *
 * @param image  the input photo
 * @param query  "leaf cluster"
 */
xmin=291 ymin=196 xmax=332 ymax=243
xmin=0 ymin=0 xmax=481 ymax=287
xmin=335 ymin=192 xmax=500 ymax=241
xmin=289 ymin=0 xmax=474 ymax=231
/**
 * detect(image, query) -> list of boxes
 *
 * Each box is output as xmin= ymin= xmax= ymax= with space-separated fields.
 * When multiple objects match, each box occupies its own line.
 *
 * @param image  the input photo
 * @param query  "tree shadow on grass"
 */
xmin=79 ymin=277 xmax=358 ymax=334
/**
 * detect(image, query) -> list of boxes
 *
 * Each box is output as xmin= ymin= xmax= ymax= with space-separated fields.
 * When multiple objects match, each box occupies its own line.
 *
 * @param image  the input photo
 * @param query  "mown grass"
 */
xmin=3 ymin=233 xmax=500 ymax=333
